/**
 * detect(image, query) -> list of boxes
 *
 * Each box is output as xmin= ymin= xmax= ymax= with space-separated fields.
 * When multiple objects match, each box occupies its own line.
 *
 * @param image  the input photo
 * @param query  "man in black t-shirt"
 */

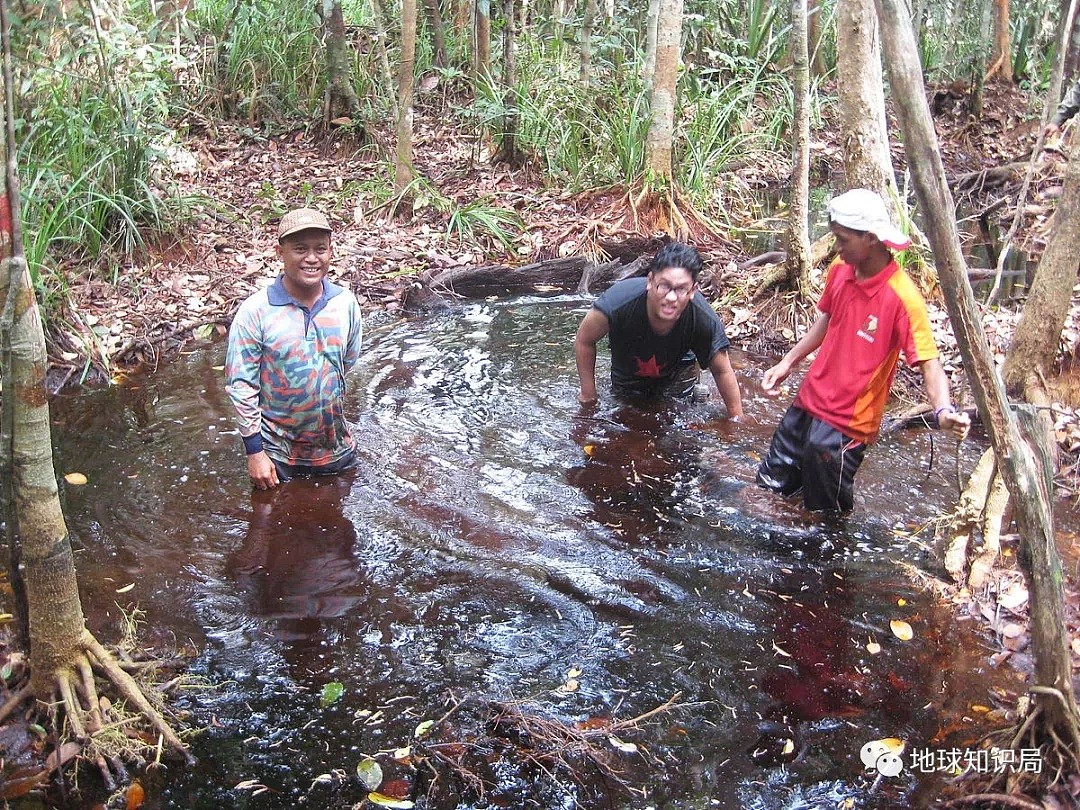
xmin=574 ymin=242 xmax=743 ymax=417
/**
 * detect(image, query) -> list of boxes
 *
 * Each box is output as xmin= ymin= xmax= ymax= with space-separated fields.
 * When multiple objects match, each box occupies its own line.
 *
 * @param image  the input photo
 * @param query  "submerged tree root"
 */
xmin=0 ymin=629 xmax=194 ymax=772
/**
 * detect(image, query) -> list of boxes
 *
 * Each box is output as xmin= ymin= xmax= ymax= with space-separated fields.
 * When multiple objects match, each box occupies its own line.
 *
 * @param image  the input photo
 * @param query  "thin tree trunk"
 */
xmin=455 ymin=0 xmax=471 ymax=37
xmin=322 ymin=0 xmax=361 ymax=121
xmin=580 ymin=0 xmax=598 ymax=86
xmin=645 ymin=0 xmax=682 ymax=181
xmin=1002 ymin=136 xmax=1080 ymax=397
xmin=370 ymin=0 xmax=400 ymax=121
xmin=473 ymin=0 xmax=490 ymax=79
xmin=787 ymin=0 xmax=813 ymax=294
xmin=496 ymin=0 xmax=521 ymax=164
xmin=423 ymin=0 xmax=448 ymax=68
xmin=836 ymin=0 xmax=898 ymax=208
xmin=986 ymin=0 xmax=1014 ymax=81
xmin=876 ymin=0 xmax=1080 ymax=755
xmin=807 ymin=0 xmax=826 ymax=77
xmin=643 ymin=0 xmax=660 ymax=87
xmin=396 ymin=0 xmax=418 ymax=192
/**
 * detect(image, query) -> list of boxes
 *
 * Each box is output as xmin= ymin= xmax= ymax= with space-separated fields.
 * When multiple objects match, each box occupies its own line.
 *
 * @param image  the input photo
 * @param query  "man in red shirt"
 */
xmin=756 ymin=188 xmax=970 ymax=511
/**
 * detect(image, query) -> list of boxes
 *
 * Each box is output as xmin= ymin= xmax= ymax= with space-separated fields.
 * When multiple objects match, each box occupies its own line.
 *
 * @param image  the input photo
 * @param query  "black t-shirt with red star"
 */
xmin=592 ymin=277 xmax=731 ymax=398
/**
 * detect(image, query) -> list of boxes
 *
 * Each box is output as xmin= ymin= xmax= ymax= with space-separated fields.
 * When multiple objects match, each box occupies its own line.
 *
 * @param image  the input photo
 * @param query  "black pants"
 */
xmin=271 ymin=450 xmax=357 ymax=483
xmin=756 ymin=406 xmax=867 ymax=512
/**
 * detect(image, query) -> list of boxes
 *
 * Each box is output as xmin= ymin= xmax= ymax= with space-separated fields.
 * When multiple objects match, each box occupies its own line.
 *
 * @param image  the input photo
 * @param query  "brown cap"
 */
xmin=277 ymin=208 xmax=332 ymax=241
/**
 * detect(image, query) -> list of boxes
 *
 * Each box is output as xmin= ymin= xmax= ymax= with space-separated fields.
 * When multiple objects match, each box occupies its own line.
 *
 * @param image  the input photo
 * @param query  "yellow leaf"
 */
xmin=583 ymin=445 xmax=595 ymax=457
xmin=64 ymin=472 xmax=88 ymax=486
xmin=897 ymin=598 xmax=907 ymax=607
xmin=880 ymin=738 xmax=905 ymax=754
xmin=367 ymin=793 xmax=414 ymax=808
xmin=115 ymin=583 xmax=135 ymax=594
xmin=567 ymin=666 xmax=583 ymax=678
xmin=781 ymin=738 xmax=795 ymax=755
xmin=865 ymin=641 xmax=881 ymax=655
xmin=970 ymin=704 xmax=991 ymax=713
xmin=212 ymin=365 xmax=225 ymax=372
xmin=890 ymin=620 xmax=914 ymax=641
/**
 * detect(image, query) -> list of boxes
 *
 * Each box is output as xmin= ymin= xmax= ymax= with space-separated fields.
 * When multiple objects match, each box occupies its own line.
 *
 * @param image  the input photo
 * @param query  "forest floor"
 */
xmin=18 ymin=77 xmax=1080 ymax=805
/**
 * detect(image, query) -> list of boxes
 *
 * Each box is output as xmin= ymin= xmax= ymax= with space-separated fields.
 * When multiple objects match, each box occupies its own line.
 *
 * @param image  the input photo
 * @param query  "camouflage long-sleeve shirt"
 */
xmin=225 ymin=276 xmax=363 ymax=467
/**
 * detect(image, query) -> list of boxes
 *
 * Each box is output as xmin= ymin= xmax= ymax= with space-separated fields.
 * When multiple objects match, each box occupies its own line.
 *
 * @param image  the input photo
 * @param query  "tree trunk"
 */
xmin=787 ymin=0 xmax=813 ymax=294
xmin=1002 ymin=136 xmax=1080 ymax=398
xmin=643 ymin=0 xmax=660 ymax=88
xmin=986 ymin=0 xmax=1014 ymax=81
xmin=370 ymin=0 xmax=400 ymax=121
xmin=396 ymin=0 xmax=418 ymax=193
xmin=0 ymin=1 xmax=190 ymax=761
xmin=455 ymin=0 xmax=471 ymax=37
xmin=322 ymin=0 xmax=361 ymax=122
xmin=836 ymin=0 xmax=898 ymax=207
xmin=875 ymin=0 xmax=1080 ymax=758
xmin=423 ymin=0 xmax=448 ymax=68
xmin=495 ymin=0 xmax=522 ymax=164
xmin=473 ymin=0 xmax=491 ymax=79
xmin=807 ymin=0 xmax=826 ymax=77
xmin=580 ymin=0 xmax=599 ymax=86
xmin=645 ymin=0 xmax=682 ymax=182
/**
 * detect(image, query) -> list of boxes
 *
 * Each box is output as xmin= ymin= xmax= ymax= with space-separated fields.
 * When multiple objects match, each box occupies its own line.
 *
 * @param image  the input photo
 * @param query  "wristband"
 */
xmin=934 ymin=405 xmax=956 ymax=426
xmin=242 ymin=433 xmax=264 ymax=455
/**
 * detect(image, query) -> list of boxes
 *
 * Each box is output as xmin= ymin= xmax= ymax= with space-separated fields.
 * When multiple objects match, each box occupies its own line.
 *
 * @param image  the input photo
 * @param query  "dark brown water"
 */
xmin=49 ymin=296 xmax=1020 ymax=809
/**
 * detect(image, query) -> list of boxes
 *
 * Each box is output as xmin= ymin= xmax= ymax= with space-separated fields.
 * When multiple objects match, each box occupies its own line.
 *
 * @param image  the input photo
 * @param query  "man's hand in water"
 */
xmin=761 ymin=360 xmax=793 ymax=397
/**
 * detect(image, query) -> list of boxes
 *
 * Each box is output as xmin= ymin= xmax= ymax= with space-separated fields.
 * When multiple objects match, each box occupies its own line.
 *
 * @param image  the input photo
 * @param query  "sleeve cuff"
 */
xmin=242 ymin=433 xmax=264 ymax=455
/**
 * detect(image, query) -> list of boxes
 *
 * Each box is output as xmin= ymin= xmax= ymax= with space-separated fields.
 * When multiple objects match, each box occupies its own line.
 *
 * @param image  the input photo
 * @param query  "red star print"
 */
xmin=635 ymin=355 xmax=664 ymax=377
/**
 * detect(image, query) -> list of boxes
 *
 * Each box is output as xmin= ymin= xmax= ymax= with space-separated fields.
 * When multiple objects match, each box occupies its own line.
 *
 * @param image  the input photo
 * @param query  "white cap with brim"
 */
xmin=826 ymin=188 xmax=912 ymax=250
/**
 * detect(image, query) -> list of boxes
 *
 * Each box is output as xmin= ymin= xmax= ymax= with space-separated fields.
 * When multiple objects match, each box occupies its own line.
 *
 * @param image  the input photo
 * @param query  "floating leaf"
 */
xmin=865 ymin=641 xmax=881 ymax=655
xmin=320 ymin=681 xmax=345 ymax=708
xmin=212 ymin=365 xmax=225 ymax=372
xmin=880 ymin=738 xmax=905 ymax=754
xmin=125 ymin=780 xmax=145 ymax=810
xmin=608 ymin=736 xmax=638 ymax=753
xmin=583 ymin=444 xmax=595 ymax=457
xmin=970 ymin=704 xmax=990 ymax=713
xmin=116 ymin=583 xmax=135 ymax=594
xmin=193 ymin=323 xmax=215 ymax=342
xmin=562 ymin=678 xmax=579 ymax=692
xmin=64 ymin=472 xmax=88 ymax=486
xmin=567 ymin=666 xmax=583 ymax=678
xmin=357 ymin=758 xmax=383 ymax=790
xmin=414 ymin=720 xmax=434 ymax=738
xmin=890 ymin=620 xmax=914 ymax=641
xmin=392 ymin=746 xmax=412 ymax=761
xmin=367 ymin=792 xmax=414 ymax=808
xmin=1000 ymin=622 xmax=1025 ymax=639
xmin=896 ymin=598 xmax=907 ymax=607
xmin=781 ymin=738 xmax=795 ymax=755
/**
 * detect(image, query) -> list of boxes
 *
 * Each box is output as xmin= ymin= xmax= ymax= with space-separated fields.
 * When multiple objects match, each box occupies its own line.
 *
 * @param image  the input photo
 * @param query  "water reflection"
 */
xmin=227 ymin=476 xmax=364 ymax=679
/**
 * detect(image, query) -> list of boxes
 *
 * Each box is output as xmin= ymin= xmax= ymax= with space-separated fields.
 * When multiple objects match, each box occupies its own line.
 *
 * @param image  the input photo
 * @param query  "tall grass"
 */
xmin=12 ymin=1 xmax=192 ymax=325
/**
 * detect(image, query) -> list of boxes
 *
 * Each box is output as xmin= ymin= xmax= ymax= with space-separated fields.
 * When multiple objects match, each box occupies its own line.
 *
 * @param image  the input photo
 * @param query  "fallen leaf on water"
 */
xmin=997 ymin=583 xmax=1029 ymax=611
xmin=567 ymin=665 xmax=583 ymax=678
xmin=866 ymin=641 xmax=881 ymax=655
xmin=212 ymin=365 xmax=225 ymax=372
xmin=583 ymin=444 xmax=595 ymax=457
xmin=890 ymin=620 xmax=914 ymax=641
xmin=970 ymin=704 xmax=991 ymax=713
xmin=64 ymin=472 xmax=88 ymax=486
xmin=608 ymin=735 xmax=638 ymax=753
xmin=367 ymin=793 xmax=414 ymax=808
xmin=356 ymin=758 xmax=383 ymax=790
xmin=562 ymin=678 xmax=580 ymax=692
xmin=125 ymin=780 xmax=145 ymax=810
xmin=414 ymin=720 xmax=434 ymax=738
xmin=1000 ymin=622 xmax=1025 ymax=639
xmin=897 ymin=598 xmax=907 ymax=607
xmin=392 ymin=746 xmax=411 ymax=761
xmin=115 ymin=583 xmax=135 ymax=594
xmin=320 ymin=681 xmax=344 ymax=708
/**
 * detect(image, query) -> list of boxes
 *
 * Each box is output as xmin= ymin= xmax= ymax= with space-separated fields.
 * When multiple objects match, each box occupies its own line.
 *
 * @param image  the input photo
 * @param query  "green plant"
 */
xmin=445 ymin=199 xmax=523 ymax=249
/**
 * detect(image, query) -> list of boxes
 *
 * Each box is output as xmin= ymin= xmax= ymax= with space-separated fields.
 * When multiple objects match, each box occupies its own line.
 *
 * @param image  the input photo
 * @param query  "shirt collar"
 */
xmin=266 ymin=275 xmax=345 ymax=308
xmin=845 ymin=259 xmax=899 ymax=295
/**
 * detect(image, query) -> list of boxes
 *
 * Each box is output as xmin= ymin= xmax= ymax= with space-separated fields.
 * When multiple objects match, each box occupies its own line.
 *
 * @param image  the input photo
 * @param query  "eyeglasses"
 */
xmin=653 ymin=281 xmax=695 ymax=299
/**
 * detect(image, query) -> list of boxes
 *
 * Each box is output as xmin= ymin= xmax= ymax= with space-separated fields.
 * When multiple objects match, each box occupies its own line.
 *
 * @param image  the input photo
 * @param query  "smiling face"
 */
xmin=277 ymin=228 xmax=332 ymax=304
xmin=645 ymin=265 xmax=697 ymax=332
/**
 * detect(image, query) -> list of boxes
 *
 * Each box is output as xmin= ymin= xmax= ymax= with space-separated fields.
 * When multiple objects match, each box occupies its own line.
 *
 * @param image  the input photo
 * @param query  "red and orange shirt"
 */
xmin=795 ymin=259 xmax=938 ymax=444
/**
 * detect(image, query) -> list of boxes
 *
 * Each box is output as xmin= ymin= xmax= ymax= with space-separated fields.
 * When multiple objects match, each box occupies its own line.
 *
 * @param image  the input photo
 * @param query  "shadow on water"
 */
xmin=47 ymin=296 xmax=1027 ymax=809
